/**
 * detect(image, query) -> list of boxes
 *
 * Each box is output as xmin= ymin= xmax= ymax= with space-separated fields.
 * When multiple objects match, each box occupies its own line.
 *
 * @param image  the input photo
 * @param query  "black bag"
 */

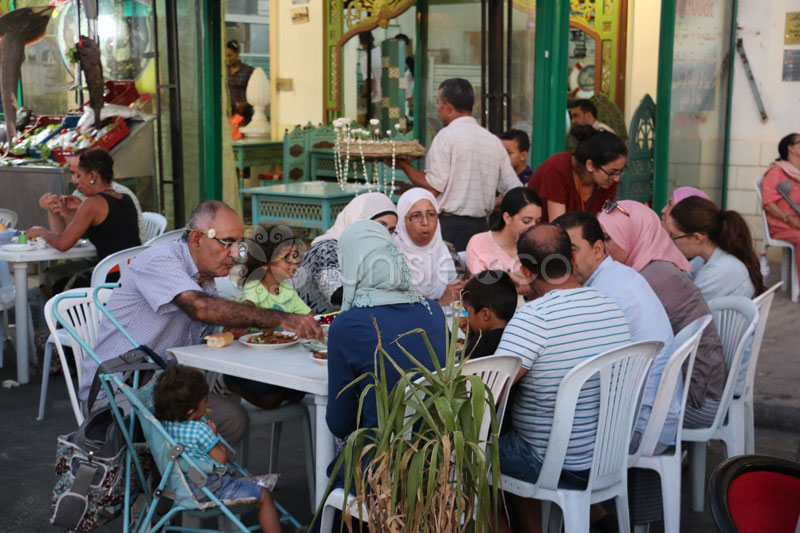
xmin=50 ymin=347 xmax=168 ymax=531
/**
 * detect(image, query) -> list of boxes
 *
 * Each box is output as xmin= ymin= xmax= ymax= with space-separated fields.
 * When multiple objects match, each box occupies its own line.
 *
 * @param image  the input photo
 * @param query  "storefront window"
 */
xmin=667 ymin=0 xmax=736 ymax=205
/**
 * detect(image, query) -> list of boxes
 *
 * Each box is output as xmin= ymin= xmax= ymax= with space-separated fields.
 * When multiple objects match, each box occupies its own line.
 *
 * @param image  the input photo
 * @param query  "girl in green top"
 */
xmin=238 ymin=224 xmax=312 ymax=315
xmin=226 ymin=224 xmax=311 ymax=409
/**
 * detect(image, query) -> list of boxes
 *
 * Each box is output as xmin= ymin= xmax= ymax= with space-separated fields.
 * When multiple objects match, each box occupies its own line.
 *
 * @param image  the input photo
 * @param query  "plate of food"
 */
xmin=239 ymin=331 xmax=299 ymax=349
xmin=309 ymin=349 xmax=328 ymax=364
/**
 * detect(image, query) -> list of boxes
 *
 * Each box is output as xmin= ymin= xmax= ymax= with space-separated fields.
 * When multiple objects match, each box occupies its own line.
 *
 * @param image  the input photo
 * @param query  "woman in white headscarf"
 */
xmin=294 ymin=192 xmax=397 ymax=313
xmin=394 ymin=189 xmax=468 ymax=305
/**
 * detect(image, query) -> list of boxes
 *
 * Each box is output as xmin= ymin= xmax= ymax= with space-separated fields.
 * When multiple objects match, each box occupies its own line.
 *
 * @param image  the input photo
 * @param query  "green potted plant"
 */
xmin=320 ymin=316 xmax=503 ymax=532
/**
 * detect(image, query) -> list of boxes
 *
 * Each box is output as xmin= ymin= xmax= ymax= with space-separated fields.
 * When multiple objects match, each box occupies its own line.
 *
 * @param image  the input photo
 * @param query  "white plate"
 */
xmin=238 ymin=332 xmax=299 ymax=350
xmin=2 ymin=243 xmax=36 ymax=252
xmin=310 ymin=351 xmax=328 ymax=364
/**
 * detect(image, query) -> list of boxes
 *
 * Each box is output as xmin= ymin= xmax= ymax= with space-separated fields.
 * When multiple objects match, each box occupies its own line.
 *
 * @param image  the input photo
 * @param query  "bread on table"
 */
xmin=205 ymin=331 xmax=234 ymax=348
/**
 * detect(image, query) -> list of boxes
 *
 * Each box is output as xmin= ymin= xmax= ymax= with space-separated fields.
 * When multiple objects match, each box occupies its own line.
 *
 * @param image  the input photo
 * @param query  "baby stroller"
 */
xmin=53 ymin=284 xmax=302 ymax=532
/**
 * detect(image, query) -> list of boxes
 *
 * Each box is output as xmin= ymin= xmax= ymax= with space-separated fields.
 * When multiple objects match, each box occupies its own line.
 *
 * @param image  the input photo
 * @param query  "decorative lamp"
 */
xmin=240 ymin=67 xmax=271 ymax=137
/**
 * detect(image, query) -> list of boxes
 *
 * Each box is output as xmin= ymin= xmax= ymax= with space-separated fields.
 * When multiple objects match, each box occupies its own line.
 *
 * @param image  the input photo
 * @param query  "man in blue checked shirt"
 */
xmin=80 ymin=201 xmax=323 ymax=445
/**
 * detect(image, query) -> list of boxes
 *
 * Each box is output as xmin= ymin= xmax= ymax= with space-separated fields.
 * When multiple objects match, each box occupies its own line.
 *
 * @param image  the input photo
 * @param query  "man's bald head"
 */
xmin=184 ymin=201 xmax=238 ymax=241
xmin=517 ymin=224 xmax=573 ymax=281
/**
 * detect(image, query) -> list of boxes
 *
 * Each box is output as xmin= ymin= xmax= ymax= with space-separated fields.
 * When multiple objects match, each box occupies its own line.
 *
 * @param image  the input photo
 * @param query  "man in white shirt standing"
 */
xmin=396 ymin=78 xmax=521 ymax=251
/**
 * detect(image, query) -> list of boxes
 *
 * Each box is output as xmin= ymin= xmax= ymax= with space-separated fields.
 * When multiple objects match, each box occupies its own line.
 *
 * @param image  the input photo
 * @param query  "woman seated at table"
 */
xmin=28 ymin=148 xmax=141 ymax=296
xmin=294 ymin=192 xmax=397 ymax=314
xmin=393 ymin=189 xmax=468 ymax=305
xmin=598 ymin=200 xmax=726 ymax=429
xmin=325 ymin=220 xmax=446 ymax=484
xmin=664 ymin=196 xmax=765 ymax=300
xmin=761 ymin=132 xmax=800 ymax=300
xmin=466 ymin=187 xmax=541 ymax=293
xmin=527 ymin=125 xmax=627 ymax=222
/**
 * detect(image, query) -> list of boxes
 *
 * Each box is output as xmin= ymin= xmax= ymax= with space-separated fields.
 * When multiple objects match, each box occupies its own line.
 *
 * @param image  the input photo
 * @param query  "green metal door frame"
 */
xmin=199 ymin=0 xmax=223 ymax=201
xmin=652 ymin=0 xmax=676 ymax=213
xmin=530 ymin=0 xmax=570 ymax=169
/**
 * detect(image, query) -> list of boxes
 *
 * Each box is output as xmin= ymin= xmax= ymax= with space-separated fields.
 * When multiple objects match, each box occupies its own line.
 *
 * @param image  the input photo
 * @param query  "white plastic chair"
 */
xmin=734 ymin=281 xmax=782 ymax=454
xmin=0 ymin=208 xmax=18 ymax=228
xmin=145 ymin=228 xmax=184 ymax=246
xmin=318 ymin=354 xmax=523 ymax=533
xmin=38 ymin=245 xmax=148 ymax=420
xmin=755 ymin=175 xmax=797 ymax=302
xmin=628 ymin=315 xmax=712 ymax=533
xmin=0 ymin=259 xmax=35 ymax=369
xmin=90 ymin=245 xmax=150 ymax=288
xmin=214 ymin=276 xmax=241 ymax=301
xmin=141 ymin=211 xmax=168 ymax=242
xmin=682 ymin=296 xmax=758 ymax=512
xmin=40 ymin=288 xmax=111 ymax=425
xmin=500 ymin=340 xmax=661 ymax=533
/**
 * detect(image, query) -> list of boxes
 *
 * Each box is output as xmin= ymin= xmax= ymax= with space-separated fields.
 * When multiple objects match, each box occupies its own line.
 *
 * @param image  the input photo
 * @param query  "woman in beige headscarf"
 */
xmin=293 ymin=192 xmax=397 ymax=314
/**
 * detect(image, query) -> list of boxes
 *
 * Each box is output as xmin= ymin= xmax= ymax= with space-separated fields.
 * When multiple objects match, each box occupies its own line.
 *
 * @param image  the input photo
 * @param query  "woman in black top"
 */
xmin=226 ymin=40 xmax=254 ymax=115
xmin=29 ymin=148 xmax=141 ymax=295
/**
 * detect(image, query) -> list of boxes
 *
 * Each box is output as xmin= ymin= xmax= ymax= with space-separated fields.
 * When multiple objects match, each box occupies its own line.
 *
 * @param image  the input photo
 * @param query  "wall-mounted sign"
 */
xmin=785 ymin=12 xmax=800 ymax=45
xmin=291 ymin=7 xmax=309 ymax=24
xmin=783 ymin=49 xmax=800 ymax=81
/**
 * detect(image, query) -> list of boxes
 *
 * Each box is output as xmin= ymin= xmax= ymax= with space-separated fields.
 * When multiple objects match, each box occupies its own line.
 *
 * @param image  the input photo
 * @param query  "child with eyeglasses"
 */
xmin=224 ymin=223 xmax=311 ymax=408
xmin=237 ymin=223 xmax=312 ymax=316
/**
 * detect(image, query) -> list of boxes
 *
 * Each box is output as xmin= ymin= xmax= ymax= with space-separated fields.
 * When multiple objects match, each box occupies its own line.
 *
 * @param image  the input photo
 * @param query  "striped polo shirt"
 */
xmin=496 ymin=287 xmax=631 ymax=470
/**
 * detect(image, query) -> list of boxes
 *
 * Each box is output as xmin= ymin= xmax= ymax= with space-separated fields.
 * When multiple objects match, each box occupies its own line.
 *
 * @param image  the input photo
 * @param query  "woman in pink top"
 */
xmin=466 ymin=188 xmax=542 ymax=288
xmin=762 ymin=133 xmax=800 ymax=299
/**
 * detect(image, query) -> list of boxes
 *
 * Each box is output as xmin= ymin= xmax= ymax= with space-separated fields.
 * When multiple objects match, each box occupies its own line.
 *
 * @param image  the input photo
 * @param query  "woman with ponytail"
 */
xmin=664 ymin=196 xmax=765 ymax=299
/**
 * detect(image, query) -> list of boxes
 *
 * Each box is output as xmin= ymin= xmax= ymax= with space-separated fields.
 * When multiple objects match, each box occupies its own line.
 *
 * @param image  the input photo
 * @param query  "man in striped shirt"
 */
xmin=495 ymin=224 xmax=631 ymax=532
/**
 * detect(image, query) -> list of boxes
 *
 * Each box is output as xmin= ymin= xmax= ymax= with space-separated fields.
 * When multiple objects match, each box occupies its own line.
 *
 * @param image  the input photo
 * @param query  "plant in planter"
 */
xmin=321 ymin=316 xmax=503 ymax=532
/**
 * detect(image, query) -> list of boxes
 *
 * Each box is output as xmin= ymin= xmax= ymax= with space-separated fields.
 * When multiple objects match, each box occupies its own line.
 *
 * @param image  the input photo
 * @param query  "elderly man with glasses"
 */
xmin=78 ymin=200 xmax=323 ymax=445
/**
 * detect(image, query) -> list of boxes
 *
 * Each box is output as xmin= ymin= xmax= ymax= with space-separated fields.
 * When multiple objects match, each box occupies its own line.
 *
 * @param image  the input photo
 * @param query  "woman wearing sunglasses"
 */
xmin=27 ymin=148 xmax=141 ymax=296
xmin=598 ymin=200 xmax=726 ymax=430
xmin=527 ymin=125 xmax=628 ymax=222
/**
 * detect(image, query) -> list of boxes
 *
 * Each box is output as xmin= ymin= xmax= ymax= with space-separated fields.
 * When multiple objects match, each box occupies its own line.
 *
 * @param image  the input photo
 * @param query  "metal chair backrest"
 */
xmin=141 ymin=212 xmax=168 ymax=242
xmin=91 ymin=245 xmax=150 ymax=288
xmin=748 ymin=283 xmax=781 ymax=398
xmin=633 ymin=315 xmax=712 ymax=460
xmin=145 ymin=228 xmax=184 ymax=246
xmin=44 ymin=288 xmax=112 ymax=424
xmin=0 ymin=208 xmax=17 ymax=228
xmin=706 ymin=296 xmax=759 ymax=433
xmin=537 ymin=340 xmax=661 ymax=492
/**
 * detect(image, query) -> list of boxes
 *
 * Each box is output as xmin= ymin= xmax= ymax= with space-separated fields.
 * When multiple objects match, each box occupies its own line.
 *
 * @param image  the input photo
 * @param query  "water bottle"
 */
xmin=759 ymin=253 xmax=770 ymax=280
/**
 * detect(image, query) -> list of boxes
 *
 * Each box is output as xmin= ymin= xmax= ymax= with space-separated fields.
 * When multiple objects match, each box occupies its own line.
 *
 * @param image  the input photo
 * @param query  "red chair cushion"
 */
xmin=728 ymin=471 xmax=800 ymax=532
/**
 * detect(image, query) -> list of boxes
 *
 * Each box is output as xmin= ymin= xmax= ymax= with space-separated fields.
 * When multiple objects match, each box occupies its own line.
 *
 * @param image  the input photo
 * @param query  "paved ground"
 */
xmin=1 ymin=265 xmax=798 ymax=532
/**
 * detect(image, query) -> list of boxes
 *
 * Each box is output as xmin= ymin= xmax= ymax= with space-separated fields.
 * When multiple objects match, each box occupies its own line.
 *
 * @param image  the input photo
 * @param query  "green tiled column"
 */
xmin=380 ymin=39 xmax=406 ymax=133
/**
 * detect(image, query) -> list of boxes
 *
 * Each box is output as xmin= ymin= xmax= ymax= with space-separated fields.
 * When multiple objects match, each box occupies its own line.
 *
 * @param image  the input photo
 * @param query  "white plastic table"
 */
xmin=167 ymin=341 xmax=333 ymax=507
xmin=0 ymin=242 xmax=96 ymax=384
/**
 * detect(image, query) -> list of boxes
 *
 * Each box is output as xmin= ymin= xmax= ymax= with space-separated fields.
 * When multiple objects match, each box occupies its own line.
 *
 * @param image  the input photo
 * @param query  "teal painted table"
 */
xmin=233 ymin=138 xmax=283 ymax=210
xmin=241 ymin=181 xmax=372 ymax=232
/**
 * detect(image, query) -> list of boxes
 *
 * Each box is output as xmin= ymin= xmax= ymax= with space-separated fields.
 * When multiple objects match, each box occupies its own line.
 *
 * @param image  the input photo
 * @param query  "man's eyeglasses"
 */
xmin=601 ymin=200 xmax=630 ymax=217
xmin=598 ymin=165 xmax=627 ymax=179
xmin=406 ymin=211 xmax=439 ymax=224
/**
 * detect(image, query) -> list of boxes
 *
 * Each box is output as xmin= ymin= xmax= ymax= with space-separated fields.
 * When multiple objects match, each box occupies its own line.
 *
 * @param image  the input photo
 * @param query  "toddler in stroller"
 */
xmin=154 ymin=365 xmax=281 ymax=532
